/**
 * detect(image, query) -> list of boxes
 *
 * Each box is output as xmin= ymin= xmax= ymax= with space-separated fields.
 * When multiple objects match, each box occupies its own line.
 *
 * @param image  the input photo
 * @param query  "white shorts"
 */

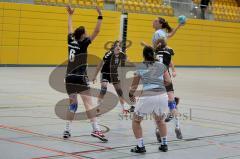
xmin=134 ymin=93 xmax=168 ymax=118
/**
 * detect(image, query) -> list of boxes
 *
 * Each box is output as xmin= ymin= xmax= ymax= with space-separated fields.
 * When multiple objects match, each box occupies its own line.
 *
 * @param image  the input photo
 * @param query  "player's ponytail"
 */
xmin=158 ymin=17 xmax=173 ymax=33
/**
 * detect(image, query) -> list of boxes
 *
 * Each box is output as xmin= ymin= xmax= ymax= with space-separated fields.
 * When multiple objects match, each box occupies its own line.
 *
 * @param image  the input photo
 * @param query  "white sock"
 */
xmin=65 ymin=121 xmax=71 ymax=132
xmin=175 ymin=117 xmax=180 ymax=129
xmin=137 ymin=138 xmax=144 ymax=148
xmin=91 ymin=121 xmax=100 ymax=131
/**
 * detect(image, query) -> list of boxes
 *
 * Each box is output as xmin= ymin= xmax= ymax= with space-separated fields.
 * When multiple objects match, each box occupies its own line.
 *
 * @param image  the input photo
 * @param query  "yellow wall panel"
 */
xmin=2 ymin=24 xmax=19 ymax=31
xmin=128 ymin=12 xmax=240 ymax=66
xmin=19 ymin=25 xmax=66 ymax=33
xmin=1 ymin=46 xmax=18 ymax=64
xmin=19 ymin=39 xmax=65 ymax=46
xmin=3 ymin=16 xmax=19 ymax=25
xmin=2 ymin=31 xmax=18 ymax=39
xmin=2 ymin=2 xmax=20 ymax=10
xmin=3 ymin=9 xmax=20 ymax=17
xmin=0 ymin=8 xmax=3 ymax=17
xmin=20 ymin=18 xmax=67 ymax=27
xmin=0 ymin=8 xmax=3 ymax=64
xmin=1 ymin=2 xmax=239 ymax=66
xmin=21 ymin=11 xmax=66 ymax=21
xmin=19 ymin=32 xmax=65 ymax=41
xmin=2 ymin=38 xmax=18 ymax=46
xmin=20 ymin=3 xmax=64 ymax=13
xmin=0 ymin=9 xmax=3 ymax=33
xmin=0 ymin=2 xmax=120 ymax=65
xmin=18 ymin=46 xmax=67 ymax=64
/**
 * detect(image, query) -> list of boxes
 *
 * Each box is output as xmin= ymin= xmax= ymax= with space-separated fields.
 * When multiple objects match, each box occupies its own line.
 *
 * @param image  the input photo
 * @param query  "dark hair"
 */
xmin=143 ymin=46 xmax=155 ymax=66
xmin=73 ymin=26 xmax=85 ymax=41
xmin=158 ymin=17 xmax=172 ymax=33
xmin=110 ymin=40 xmax=121 ymax=52
xmin=155 ymin=38 xmax=167 ymax=51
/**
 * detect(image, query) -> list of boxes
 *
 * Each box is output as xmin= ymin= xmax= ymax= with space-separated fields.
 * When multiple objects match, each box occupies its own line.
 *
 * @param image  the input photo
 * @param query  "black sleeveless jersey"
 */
xmin=66 ymin=33 xmax=91 ymax=75
xmin=155 ymin=47 xmax=174 ymax=67
xmin=101 ymin=51 xmax=126 ymax=74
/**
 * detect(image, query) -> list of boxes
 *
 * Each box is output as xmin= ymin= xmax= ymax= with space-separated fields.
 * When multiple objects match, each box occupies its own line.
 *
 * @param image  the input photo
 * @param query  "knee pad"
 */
xmin=69 ymin=103 xmax=78 ymax=113
xmin=168 ymin=101 xmax=176 ymax=110
xmin=116 ymin=88 xmax=123 ymax=97
xmin=100 ymin=86 xmax=107 ymax=95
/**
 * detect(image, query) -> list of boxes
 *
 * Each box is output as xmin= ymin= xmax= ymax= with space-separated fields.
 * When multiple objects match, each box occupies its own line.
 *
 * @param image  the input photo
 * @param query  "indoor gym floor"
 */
xmin=0 ymin=67 xmax=240 ymax=159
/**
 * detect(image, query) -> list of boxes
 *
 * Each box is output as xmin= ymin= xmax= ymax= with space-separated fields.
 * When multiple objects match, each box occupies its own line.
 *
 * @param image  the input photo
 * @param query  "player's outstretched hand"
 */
xmin=66 ymin=5 xmax=74 ymax=15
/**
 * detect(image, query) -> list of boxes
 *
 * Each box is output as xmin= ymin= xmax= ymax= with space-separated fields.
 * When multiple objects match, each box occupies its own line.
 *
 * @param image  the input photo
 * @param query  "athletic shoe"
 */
xmin=155 ymin=128 xmax=162 ymax=143
xmin=175 ymin=128 xmax=183 ymax=139
xmin=131 ymin=145 xmax=146 ymax=153
xmin=165 ymin=113 xmax=174 ymax=122
xmin=122 ymin=109 xmax=129 ymax=116
xmin=69 ymin=103 xmax=78 ymax=113
xmin=91 ymin=131 xmax=108 ymax=142
xmin=63 ymin=130 xmax=71 ymax=139
xmin=159 ymin=144 xmax=168 ymax=152
xmin=129 ymin=106 xmax=135 ymax=112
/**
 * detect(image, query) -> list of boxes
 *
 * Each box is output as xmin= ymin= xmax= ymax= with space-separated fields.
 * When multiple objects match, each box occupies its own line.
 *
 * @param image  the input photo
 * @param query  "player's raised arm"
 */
xmin=89 ymin=6 xmax=103 ymax=42
xmin=66 ymin=5 xmax=74 ymax=34
xmin=140 ymin=41 xmax=152 ymax=48
xmin=167 ymin=23 xmax=183 ymax=38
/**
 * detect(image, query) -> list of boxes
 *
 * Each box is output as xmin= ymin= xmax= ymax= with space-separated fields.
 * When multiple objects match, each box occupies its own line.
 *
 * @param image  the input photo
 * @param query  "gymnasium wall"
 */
xmin=127 ymin=13 xmax=240 ymax=66
xmin=1 ymin=2 xmax=240 ymax=66
xmin=0 ymin=2 xmax=121 ymax=65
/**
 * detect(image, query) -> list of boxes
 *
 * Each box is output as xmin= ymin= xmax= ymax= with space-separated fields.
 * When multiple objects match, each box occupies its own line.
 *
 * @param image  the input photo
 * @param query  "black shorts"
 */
xmin=65 ymin=74 xmax=90 ymax=95
xmin=101 ymin=73 xmax=120 ymax=84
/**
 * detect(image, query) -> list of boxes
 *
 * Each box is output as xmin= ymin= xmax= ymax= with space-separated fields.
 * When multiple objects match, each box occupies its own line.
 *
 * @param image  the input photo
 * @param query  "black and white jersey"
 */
xmin=101 ymin=51 xmax=126 ymax=74
xmin=66 ymin=33 xmax=91 ymax=75
xmin=155 ymin=47 xmax=174 ymax=67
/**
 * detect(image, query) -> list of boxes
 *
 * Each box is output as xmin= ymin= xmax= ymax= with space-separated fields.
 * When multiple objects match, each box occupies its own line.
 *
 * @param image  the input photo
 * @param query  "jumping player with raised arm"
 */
xmin=154 ymin=38 xmax=182 ymax=140
xmin=63 ymin=5 xmax=107 ymax=142
xmin=141 ymin=17 xmax=183 ymax=141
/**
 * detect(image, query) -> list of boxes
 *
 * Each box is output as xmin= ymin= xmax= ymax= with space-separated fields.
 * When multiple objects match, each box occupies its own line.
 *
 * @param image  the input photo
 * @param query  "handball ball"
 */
xmin=178 ymin=15 xmax=186 ymax=24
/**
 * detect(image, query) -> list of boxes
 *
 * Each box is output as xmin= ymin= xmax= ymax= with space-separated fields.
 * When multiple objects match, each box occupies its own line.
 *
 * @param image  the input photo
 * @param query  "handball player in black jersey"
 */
xmin=92 ymin=41 xmax=129 ymax=114
xmin=63 ymin=5 xmax=107 ymax=142
xmin=155 ymin=38 xmax=182 ymax=140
